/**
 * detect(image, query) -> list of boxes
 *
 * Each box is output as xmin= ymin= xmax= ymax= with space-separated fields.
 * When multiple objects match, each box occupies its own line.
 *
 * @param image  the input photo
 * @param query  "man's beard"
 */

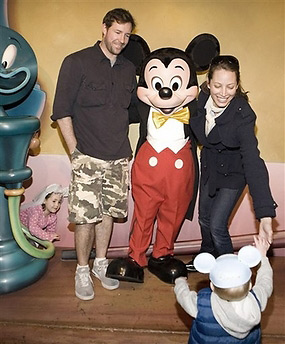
xmin=105 ymin=40 xmax=125 ymax=56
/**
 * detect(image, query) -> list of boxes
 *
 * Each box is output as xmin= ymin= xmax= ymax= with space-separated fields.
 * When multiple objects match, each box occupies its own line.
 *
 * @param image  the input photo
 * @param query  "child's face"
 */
xmin=44 ymin=193 xmax=62 ymax=214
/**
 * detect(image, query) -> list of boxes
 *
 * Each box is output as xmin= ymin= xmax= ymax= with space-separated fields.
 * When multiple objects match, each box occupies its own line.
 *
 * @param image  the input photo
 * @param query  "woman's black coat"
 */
xmin=190 ymin=90 xmax=276 ymax=219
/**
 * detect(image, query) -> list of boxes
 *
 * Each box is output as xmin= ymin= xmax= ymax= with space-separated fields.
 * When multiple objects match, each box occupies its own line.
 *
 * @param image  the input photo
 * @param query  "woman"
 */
xmin=187 ymin=55 xmax=277 ymax=269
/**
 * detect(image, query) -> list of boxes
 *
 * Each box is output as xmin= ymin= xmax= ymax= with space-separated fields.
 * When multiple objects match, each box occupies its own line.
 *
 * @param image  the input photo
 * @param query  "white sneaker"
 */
xmin=92 ymin=259 xmax=119 ymax=290
xmin=75 ymin=266 xmax=94 ymax=300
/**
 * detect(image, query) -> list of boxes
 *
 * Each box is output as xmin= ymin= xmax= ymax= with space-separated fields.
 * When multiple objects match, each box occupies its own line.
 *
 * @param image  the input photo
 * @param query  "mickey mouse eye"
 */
xmin=151 ymin=77 xmax=163 ymax=91
xmin=1 ymin=44 xmax=17 ymax=69
xmin=170 ymin=76 xmax=182 ymax=91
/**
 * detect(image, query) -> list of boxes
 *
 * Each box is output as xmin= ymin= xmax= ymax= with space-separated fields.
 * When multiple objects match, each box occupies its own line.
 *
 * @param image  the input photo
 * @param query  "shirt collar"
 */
xmin=94 ymin=40 xmax=124 ymax=66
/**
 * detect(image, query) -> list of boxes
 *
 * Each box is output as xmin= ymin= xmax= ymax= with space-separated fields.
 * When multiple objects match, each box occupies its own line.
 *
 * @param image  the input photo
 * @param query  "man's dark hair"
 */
xmin=103 ymin=8 xmax=136 ymax=31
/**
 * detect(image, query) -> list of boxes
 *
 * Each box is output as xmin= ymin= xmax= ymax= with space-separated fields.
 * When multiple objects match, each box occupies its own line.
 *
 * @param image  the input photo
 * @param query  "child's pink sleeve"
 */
xmin=26 ymin=207 xmax=56 ymax=241
xmin=25 ymin=207 xmax=44 ymax=237
xmin=46 ymin=215 xmax=57 ymax=234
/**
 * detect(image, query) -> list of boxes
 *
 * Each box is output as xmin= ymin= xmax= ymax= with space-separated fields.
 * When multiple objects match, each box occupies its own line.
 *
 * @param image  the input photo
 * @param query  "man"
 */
xmin=51 ymin=8 xmax=136 ymax=300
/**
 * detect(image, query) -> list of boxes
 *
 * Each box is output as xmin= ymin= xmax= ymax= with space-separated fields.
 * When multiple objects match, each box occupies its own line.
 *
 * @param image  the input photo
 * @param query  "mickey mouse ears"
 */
xmin=238 ymin=245 xmax=262 ymax=267
xmin=122 ymin=33 xmax=220 ymax=75
xmin=193 ymin=252 xmax=216 ymax=273
xmin=194 ymin=246 xmax=261 ymax=288
xmin=121 ymin=34 xmax=151 ymax=75
xmin=186 ymin=33 xmax=220 ymax=72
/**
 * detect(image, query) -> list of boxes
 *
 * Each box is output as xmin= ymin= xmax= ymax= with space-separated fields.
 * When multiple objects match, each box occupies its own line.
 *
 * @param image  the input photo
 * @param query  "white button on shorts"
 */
xmin=149 ymin=156 xmax=158 ymax=167
xmin=175 ymin=159 xmax=184 ymax=169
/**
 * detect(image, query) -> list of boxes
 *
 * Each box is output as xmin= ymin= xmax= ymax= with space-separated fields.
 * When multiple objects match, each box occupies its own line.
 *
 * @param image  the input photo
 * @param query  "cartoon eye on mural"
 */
xmin=106 ymin=33 xmax=220 ymax=284
xmin=0 ymin=0 xmax=53 ymax=294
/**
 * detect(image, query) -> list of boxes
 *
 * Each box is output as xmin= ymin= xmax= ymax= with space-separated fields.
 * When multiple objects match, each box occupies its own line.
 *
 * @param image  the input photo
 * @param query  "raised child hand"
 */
xmin=253 ymin=235 xmax=270 ymax=257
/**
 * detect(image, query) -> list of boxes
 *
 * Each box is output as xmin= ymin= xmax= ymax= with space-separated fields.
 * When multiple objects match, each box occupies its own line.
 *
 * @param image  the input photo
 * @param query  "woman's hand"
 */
xmin=258 ymin=217 xmax=273 ymax=244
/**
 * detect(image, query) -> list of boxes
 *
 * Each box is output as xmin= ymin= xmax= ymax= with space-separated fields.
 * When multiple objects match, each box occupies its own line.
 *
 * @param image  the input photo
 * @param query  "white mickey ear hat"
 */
xmin=32 ymin=184 xmax=68 ymax=205
xmin=21 ymin=184 xmax=68 ymax=210
xmin=193 ymin=246 xmax=261 ymax=288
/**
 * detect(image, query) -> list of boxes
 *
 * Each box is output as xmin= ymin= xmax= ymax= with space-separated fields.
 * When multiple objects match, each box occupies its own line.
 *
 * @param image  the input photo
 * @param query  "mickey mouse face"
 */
xmin=137 ymin=56 xmax=198 ymax=115
xmin=122 ymin=33 xmax=220 ymax=115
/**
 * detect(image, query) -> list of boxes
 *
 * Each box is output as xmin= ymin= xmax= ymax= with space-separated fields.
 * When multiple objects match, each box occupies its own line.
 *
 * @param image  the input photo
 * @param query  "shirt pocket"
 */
xmin=119 ymin=82 xmax=134 ymax=109
xmin=77 ymin=80 xmax=107 ymax=107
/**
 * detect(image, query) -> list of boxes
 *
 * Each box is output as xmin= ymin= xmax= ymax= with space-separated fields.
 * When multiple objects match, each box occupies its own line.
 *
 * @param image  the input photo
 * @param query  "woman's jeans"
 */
xmin=198 ymin=180 xmax=244 ymax=257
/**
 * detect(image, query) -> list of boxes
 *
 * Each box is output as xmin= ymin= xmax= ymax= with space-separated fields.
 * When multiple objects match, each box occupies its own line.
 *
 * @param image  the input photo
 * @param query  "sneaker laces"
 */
xmin=77 ymin=270 xmax=92 ymax=287
xmin=95 ymin=259 xmax=108 ymax=272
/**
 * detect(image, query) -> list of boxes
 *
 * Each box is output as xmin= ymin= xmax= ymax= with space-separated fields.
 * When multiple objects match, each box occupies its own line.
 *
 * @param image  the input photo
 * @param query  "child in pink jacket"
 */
xmin=20 ymin=184 xmax=68 ymax=242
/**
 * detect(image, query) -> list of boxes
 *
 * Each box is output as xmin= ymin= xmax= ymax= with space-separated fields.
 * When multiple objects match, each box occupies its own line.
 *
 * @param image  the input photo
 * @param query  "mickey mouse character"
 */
xmin=107 ymin=34 xmax=220 ymax=284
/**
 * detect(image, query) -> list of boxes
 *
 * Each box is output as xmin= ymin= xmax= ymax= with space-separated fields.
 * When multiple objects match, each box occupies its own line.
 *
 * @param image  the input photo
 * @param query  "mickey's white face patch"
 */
xmin=137 ymin=58 xmax=198 ymax=115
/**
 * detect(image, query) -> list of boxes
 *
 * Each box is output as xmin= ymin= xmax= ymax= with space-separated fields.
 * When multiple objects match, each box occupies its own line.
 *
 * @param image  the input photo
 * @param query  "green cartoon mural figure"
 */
xmin=0 ymin=1 xmax=54 ymax=294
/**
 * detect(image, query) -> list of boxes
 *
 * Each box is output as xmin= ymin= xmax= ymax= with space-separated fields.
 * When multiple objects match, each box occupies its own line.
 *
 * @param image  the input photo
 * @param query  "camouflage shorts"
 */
xmin=68 ymin=149 xmax=129 ymax=224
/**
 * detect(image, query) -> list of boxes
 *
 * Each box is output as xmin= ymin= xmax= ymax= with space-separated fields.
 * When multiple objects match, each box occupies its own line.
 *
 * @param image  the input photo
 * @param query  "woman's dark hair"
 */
xmin=201 ymin=55 xmax=248 ymax=101
xmin=103 ymin=8 xmax=136 ymax=31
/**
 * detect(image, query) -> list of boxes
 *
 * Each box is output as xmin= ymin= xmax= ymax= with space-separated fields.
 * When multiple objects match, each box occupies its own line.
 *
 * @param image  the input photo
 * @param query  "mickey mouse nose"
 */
xmin=159 ymin=87 xmax=172 ymax=100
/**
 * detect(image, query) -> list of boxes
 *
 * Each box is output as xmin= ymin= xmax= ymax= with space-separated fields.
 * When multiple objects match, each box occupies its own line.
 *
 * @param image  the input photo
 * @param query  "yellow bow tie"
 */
xmin=152 ymin=107 xmax=190 ymax=129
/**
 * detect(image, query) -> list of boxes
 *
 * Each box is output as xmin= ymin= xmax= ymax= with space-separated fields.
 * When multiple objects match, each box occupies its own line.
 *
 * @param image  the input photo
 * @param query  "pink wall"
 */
xmin=23 ymin=155 xmax=284 ymax=255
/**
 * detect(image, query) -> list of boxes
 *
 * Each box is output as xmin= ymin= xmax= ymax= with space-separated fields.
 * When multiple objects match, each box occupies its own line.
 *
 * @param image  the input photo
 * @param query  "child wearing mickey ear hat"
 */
xmin=20 ymin=184 xmax=68 ymax=242
xmin=174 ymin=236 xmax=273 ymax=343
